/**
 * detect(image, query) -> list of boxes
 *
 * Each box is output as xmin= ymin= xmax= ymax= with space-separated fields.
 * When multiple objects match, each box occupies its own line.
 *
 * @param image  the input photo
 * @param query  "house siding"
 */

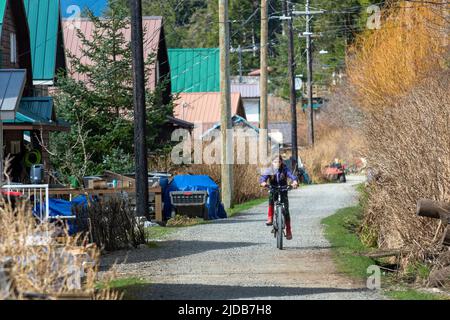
xmin=1 ymin=2 xmax=20 ymax=69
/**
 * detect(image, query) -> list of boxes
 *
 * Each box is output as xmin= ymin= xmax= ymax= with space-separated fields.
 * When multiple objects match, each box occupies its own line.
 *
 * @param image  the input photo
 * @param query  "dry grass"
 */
xmin=0 ymin=199 xmax=120 ymax=300
xmin=180 ymin=163 xmax=266 ymax=205
xmin=300 ymin=129 xmax=366 ymax=183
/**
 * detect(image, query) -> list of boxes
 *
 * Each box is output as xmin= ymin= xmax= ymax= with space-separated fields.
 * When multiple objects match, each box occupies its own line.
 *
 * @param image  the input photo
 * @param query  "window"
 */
xmin=10 ymin=33 xmax=17 ymax=64
xmin=10 ymin=141 xmax=21 ymax=155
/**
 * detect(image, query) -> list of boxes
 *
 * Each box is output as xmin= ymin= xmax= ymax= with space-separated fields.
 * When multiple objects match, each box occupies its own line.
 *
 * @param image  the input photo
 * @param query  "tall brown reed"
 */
xmin=0 ymin=198 xmax=120 ymax=300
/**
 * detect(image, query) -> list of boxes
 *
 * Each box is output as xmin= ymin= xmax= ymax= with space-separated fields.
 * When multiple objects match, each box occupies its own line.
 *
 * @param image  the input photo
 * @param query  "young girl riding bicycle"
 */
xmin=259 ymin=155 xmax=298 ymax=240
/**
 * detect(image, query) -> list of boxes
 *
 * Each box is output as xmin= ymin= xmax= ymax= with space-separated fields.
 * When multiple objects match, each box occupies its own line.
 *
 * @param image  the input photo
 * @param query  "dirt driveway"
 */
xmin=101 ymin=175 xmax=384 ymax=300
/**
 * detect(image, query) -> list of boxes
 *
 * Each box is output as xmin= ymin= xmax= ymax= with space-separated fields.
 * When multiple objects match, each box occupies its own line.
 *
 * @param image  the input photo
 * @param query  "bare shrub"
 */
xmin=0 ymin=199 xmax=120 ymax=300
xmin=343 ymin=0 xmax=450 ymax=273
xmin=75 ymin=198 xmax=146 ymax=252
xmin=362 ymin=71 xmax=450 ymax=267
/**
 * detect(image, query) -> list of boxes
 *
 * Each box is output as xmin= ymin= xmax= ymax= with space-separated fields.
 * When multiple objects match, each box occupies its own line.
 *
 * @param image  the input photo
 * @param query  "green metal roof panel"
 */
xmin=23 ymin=0 xmax=60 ymax=82
xmin=0 ymin=0 xmax=6 ymax=36
xmin=3 ymin=96 xmax=53 ymax=124
xmin=20 ymin=96 xmax=53 ymax=121
xmin=168 ymin=48 xmax=220 ymax=93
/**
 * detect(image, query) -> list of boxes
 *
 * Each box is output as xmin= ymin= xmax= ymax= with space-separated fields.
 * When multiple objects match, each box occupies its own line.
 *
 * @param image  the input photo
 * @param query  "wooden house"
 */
xmin=0 ymin=0 xmax=68 ymax=183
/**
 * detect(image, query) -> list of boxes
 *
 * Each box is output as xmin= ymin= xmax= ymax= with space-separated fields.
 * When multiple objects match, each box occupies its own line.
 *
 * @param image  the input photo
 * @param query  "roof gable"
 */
xmin=62 ymin=16 xmax=163 ymax=90
xmin=168 ymin=48 xmax=220 ymax=93
xmin=24 ymin=0 xmax=63 ymax=83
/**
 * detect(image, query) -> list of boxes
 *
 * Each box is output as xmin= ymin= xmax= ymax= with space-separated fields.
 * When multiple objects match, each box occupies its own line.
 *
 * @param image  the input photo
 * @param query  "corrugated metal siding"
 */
xmin=231 ymin=83 xmax=260 ymax=98
xmin=168 ymin=48 xmax=219 ymax=93
xmin=62 ymin=17 xmax=162 ymax=90
xmin=23 ymin=0 xmax=60 ymax=82
xmin=173 ymin=92 xmax=243 ymax=131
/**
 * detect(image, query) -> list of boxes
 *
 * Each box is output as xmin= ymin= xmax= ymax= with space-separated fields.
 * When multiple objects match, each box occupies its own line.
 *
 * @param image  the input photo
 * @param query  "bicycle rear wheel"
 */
xmin=276 ymin=206 xmax=284 ymax=250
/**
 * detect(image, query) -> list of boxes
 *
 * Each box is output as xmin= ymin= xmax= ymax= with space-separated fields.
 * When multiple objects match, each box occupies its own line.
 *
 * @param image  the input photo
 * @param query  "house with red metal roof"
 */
xmin=62 ymin=15 xmax=194 ymax=135
xmin=173 ymin=92 xmax=246 ymax=133
xmin=62 ymin=16 xmax=171 ymax=104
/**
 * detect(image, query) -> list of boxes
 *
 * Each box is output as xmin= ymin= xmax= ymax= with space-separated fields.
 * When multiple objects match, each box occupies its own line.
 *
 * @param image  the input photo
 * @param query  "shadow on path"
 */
xmin=122 ymin=282 xmax=372 ymax=300
xmin=100 ymin=240 xmax=259 ymax=268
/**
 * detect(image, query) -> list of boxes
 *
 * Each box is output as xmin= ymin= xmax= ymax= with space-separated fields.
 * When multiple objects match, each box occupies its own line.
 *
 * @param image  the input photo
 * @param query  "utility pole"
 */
xmin=219 ymin=0 xmax=233 ymax=210
xmin=238 ymin=45 xmax=243 ymax=83
xmin=282 ymin=0 xmax=298 ymax=173
xmin=260 ymin=0 xmax=268 ymax=131
xmin=130 ymin=0 xmax=149 ymax=219
xmin=305 ymin=0 xmax=314 ymax=146
xmin=291 ymin=1 xmax=324 ymax=146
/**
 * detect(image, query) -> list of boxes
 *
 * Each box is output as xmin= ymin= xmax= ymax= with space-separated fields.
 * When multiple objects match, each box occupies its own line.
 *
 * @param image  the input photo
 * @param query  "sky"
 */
xmin=61 ymin=0 xmax=107 ymax=18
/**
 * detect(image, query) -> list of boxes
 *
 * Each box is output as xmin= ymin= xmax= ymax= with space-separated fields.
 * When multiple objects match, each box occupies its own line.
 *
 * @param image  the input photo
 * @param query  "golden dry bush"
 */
xmin=363 ymin=71 xmax=450 ymax=266
xmin=0 ymin=199 xmax=120 ymax=300
xmin=347 ymin=0 xmax=448 ymax=111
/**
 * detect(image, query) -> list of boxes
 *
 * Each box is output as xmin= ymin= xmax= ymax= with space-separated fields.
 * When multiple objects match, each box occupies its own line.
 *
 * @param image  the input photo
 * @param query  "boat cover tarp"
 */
xmin=34 ymin=195 xmax=89 ymax=235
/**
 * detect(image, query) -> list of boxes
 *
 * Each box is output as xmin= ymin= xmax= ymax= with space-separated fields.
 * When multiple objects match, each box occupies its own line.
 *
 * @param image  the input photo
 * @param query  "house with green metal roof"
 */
xmin=23 ymin=0 xmax=66 ymax=89
xmin=168 ymin=48 xmax=220 ymax=93
xmin=0 ymin=0 xmax=69 ymax=183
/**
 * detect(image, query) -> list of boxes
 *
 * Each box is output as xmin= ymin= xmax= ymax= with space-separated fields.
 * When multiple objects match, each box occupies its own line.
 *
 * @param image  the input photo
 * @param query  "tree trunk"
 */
xmin=417 ymin=199 xmax=450 ymax=221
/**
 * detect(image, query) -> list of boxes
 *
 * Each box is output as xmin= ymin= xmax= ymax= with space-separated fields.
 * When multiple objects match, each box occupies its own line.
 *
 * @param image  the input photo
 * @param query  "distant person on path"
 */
xmin=260 ymin=155 xmax=298 ymax=240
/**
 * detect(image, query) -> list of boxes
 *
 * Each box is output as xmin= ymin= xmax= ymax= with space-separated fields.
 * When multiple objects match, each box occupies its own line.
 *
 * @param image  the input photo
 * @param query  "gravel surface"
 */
xmin=101 ymin=175 xmax=385 ymax=300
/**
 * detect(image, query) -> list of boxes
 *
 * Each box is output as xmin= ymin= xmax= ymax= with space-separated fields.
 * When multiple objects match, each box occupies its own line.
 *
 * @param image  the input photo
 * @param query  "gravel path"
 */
xmin=101 ymin=175 xmax=384 ymax=300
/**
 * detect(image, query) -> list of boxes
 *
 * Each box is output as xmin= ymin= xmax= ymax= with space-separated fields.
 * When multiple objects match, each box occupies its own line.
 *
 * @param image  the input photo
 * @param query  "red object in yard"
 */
xmin=323 ymin=162 xmax=347 ymax=183
xmin=1 ymin=191 xmax=23 ymax=197
xmin=324 ymin=167 xmax=343 ymax=175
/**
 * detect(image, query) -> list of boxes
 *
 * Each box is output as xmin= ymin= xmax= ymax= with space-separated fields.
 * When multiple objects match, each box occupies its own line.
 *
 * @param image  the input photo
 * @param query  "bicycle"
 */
xmin=267 ymin=185 xmax=293 ymax=250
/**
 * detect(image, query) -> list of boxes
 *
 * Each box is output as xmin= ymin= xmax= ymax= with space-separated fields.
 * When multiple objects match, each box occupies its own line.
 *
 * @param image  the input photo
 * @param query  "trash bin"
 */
xmin=30 ymin=164 xmax=44 ymax=184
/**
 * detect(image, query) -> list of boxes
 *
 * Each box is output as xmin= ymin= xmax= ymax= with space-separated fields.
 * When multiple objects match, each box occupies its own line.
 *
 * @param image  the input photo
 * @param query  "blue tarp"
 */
xmin=34 ymin=195 xmax=90 ymax=235
xmin=163 ymin=175 xmax=227 ymax=220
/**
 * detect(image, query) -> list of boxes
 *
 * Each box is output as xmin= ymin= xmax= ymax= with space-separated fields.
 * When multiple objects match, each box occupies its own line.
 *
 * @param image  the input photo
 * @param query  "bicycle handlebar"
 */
xmin=264 ymin=185 xmax=293 ymax=192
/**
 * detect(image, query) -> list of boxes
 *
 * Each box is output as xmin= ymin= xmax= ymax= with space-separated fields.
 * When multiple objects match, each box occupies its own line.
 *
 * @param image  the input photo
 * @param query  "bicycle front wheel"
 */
xmin=276 ymin=206 xmax=284 ymax=250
